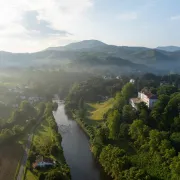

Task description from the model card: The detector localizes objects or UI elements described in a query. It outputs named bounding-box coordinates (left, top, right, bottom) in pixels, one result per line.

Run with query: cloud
left=22, top=10, right=70, bottom=37
left=117, top=12, right=138, bottom=21
left=170, top=15, right=180, bottom=20
left=0, top=0, right=93, bottom=52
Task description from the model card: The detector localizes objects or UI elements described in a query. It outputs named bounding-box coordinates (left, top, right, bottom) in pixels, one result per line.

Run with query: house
left=130, top=88, right=158, bottom=109
left=129, top=98, right=143, bottom=110
left=32, top=155, right=55, bottom=169
left=130, top=79, right=135, bottom=84
left=103, top=75, right=112, bottom=80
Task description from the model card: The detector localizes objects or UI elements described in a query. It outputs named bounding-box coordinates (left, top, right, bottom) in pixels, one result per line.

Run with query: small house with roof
left=32, top=155, right=55, bottom=169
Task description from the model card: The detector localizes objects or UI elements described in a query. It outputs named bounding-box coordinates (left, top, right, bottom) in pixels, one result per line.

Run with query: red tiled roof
left=141, top=89, right=157, bottom=99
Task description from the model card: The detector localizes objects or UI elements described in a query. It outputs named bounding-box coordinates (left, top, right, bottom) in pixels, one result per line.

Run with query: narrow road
left=17, top=134, right=33, bottom=180
left=16, top=118, right=42, bottom=180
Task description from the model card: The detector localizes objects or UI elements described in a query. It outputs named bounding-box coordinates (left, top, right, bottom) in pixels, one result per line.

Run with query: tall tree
left=122, top=105, right=136, bottom=123
left=114, top=92, right=126, bottom=112
left=108, top=110, right=121, bottom=140
left=129, top=120, right=149, bottom=146
left=157, top=85, right=178, bottom=96
left=121, top=83, right=135, bottom=101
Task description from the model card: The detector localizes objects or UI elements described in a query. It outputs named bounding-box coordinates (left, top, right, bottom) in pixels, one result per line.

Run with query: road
left=16, top=134, right=33, bottom=180
left=16, top=118, right=42, bottom=180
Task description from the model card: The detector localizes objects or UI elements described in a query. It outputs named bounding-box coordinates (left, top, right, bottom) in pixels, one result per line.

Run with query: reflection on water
left=58, top=124, right=71, bottom=134
left=53, top=101, right=109, bottom=180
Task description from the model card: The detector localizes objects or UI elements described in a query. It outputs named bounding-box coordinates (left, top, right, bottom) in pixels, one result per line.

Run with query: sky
left=0, top=0, right=180, bottom=52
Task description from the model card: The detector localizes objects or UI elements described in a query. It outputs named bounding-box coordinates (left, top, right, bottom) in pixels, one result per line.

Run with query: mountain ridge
left=156, top=46, right=180, bottom=52
left=0, top=40, right=180, bottom=74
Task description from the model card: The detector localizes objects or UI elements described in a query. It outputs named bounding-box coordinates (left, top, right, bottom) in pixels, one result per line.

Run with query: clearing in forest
left=86, top=98, right=114, bottom=121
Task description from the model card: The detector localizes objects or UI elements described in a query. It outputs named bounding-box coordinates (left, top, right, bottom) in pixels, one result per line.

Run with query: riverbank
left=72, top=113, right=92, bottom=137
left=53, top=101, right=107, bottom=180
left=24, top=102, right=70, bottom=180
left=64, top=106, right=111, bottom=180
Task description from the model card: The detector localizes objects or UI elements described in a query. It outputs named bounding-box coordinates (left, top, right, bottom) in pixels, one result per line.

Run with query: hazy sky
left=0, top=0, right=180, bottom=52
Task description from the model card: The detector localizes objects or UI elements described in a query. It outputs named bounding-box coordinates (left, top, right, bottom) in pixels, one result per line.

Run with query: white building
left=130, top=88, right=158, bottom=109
left=130, top=79, right=135, bottom=84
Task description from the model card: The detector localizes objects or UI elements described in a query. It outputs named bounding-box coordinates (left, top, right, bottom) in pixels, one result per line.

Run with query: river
left=53, top=101, right=109, bottom=180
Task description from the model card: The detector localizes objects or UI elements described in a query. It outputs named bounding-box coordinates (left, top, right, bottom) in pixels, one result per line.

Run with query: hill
left=47, top=40, right=180, bottom=72
left=1, top=40, right=180, bottom=74
left=156, top=46, right=180, bottom=52
left=47, top=40, right=107, bottom=51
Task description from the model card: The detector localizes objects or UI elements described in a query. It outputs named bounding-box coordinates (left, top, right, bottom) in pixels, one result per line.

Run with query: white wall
left=138, top=92, right=157, bottom=109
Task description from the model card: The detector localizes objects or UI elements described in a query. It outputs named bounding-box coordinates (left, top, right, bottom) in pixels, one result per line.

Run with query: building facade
left=138, top=91, right=158, bottom=108
left=130, top=89, right=158, bottom=109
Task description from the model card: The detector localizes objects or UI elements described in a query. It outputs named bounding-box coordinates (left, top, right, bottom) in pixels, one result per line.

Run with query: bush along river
left=53, top=100, right=109, bottom=180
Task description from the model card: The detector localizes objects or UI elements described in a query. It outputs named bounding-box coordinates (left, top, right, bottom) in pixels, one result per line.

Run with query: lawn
left=86, top=98, right=114, bottom=121
left=32, top=118, right=55, bottom=154
left=32, top=117, right=65, bottom=163
left=24, top=119, right=54, bottom=180
left=24, top=116, right=67, bottom=180
left=25, top=170, right=37, bottom=180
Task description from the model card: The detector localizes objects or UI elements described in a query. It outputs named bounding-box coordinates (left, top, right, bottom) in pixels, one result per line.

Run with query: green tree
left=170, top=154, right=180, bottom=180
left=157, top=85, right=178, bottom=96
left=121, top=82, right=135, bottom=101
left=122, top=105, right=136, bottom=123
left=37, top=102, right=46, bottom=116
left=148, top=130, right=168, bottom=152
left=170, top=132, right=180, bottom=151
left=163, top=93, right=180, bottom=130
left=129, top=120, right=149, bottom=146
left=45, top=170, right=64, bottom=180
left=1, top=128, right=13, bottom=138
left=12, top=125, right=23, bottom=134
left=139, top=109, right=149, bottom=124
left=20, top=100, right=37, bottom=118
left=114, top=92, right=126, bottom=112
left=121, top=167, right=151, bottom=180
left=108, top=110, right=121, bottom=139
left=119, top=123, right=129, bottom=138
left=99, top=145, right=129, bottom=179
left=151, top=95, right=170, bottom=128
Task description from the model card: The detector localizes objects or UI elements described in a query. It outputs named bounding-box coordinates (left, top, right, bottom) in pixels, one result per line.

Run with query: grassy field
left=32, top=118, right=59, bottom=159
left=0, top=142, right=23, bottom=180
left=33, top=118, right=65, bottom=163
left=86, top=98, right=114, bottom=121
left=24, top=120, right=50, bottom=180
left=25, top=170, right=37, bottom=180
left=25, top=117, right=65, bottom=180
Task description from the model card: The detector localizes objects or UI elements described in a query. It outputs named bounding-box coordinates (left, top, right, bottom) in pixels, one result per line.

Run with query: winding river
left=53, top=101, right=109, bottom=180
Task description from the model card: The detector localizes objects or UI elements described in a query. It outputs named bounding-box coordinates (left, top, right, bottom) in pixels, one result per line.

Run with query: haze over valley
left=1, top=1, right=180, bottom=180
left=1, top=40, right=180, bottom=74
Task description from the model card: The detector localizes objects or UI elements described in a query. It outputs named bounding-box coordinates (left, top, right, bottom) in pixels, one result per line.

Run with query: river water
left=53, top=101, right=109, bottom=180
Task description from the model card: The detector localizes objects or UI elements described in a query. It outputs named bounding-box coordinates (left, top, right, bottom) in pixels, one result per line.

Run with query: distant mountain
left=46, top=40, right=180, bottom=71
left=156, top=46, right=180, bottom=52
left=1, top=40, right=180, bottom=74
left=47, top=40, right=107, bottom=51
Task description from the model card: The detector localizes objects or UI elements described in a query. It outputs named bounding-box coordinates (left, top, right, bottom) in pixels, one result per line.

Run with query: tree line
left=65, top=75, right=180, bottom=180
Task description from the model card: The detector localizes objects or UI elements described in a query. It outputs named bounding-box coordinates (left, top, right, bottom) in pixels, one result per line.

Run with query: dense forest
left=0, top=69, right=180, bottom=180
left=65, top=73, right=180, bottom=180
